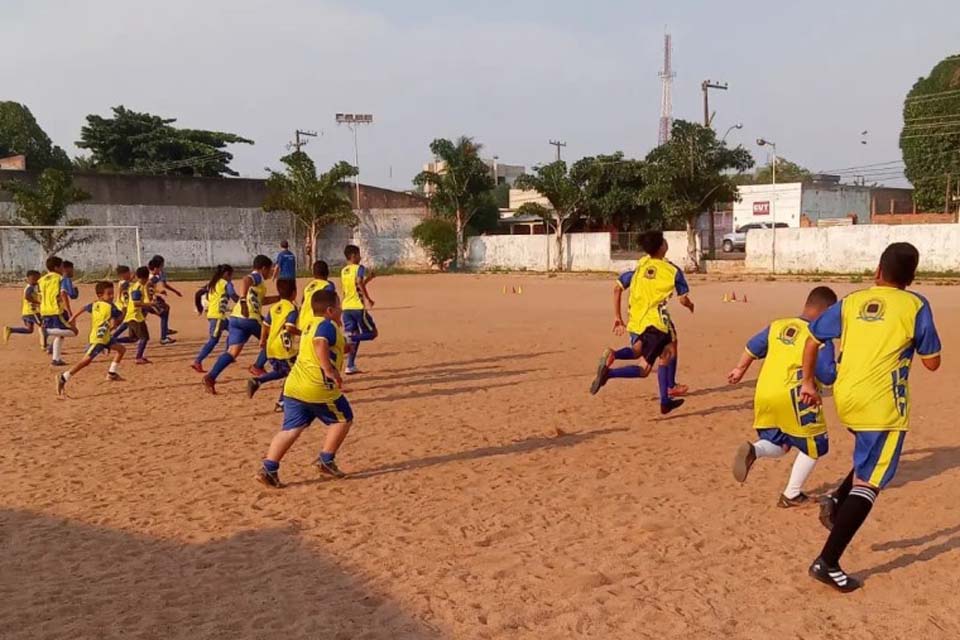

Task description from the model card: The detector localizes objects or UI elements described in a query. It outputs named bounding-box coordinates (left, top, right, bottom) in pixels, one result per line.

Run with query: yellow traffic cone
left=518, top=285, right=523, bottom=295
left=502, top=286, right=507, bottom=294
left=722, top=293, right=730, bottom=303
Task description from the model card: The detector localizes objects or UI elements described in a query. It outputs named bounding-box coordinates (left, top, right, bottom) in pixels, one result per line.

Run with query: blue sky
left=2, top=0, right=956, bottom=188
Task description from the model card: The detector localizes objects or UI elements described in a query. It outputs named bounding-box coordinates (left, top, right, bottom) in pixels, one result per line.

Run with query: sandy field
left=2, top=273, right=959, bottom=639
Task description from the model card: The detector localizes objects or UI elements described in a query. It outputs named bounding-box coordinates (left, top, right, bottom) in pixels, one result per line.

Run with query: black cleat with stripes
left=809, top=557, right=862, bottom=593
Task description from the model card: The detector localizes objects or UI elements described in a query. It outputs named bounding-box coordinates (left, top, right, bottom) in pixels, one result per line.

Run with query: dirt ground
left=2, top=273, right=959, bottom=639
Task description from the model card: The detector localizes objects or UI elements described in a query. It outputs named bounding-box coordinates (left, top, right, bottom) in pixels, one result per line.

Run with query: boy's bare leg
left=266, top=427, right=304, bottom=463
left=323, top=421, right=352, bottom=456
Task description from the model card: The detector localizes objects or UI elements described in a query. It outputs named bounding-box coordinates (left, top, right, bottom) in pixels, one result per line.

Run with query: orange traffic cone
left=731, top=291, right=738, bottom=301
left=742, top=294, right=748, bottom=303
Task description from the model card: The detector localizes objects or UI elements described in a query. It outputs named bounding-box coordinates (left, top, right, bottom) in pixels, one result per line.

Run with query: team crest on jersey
left=777, top=322, right=802, bottom=345
left=643, top=266, right=657, bottom=279
left=858, top=299, right=885, bottom=322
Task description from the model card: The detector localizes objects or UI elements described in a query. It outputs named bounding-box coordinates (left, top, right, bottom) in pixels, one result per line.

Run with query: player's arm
left=259, top=314, right=271, bottom=350
left=68, top=304, right=91, bottom=325
left=163, top=282, right=183, bottom=297
left=801, top=301, right=842, bottom=405
left=315, top=332, right=342, bottom=388
left=262, top=295, right=281, bottom=305
left=58, top=289, right=73, bottom=317
left=814, top=340, right=837, bottom=386
left=237, top=276, right=252, bottom=317
left=613, top=271, right=632, bottom=334
left=109, top=306, right=123, bottom=330
left=729, top=326, right=768, bottom=383
left=358, top=266, right=375, bottom=307
left=675, top=269, right=694, bottom=313
left=285, top=309, right=301, bottom=336
left=915, top=298, right=942, bottom=371
left=194, top=286, right=207, bottom=315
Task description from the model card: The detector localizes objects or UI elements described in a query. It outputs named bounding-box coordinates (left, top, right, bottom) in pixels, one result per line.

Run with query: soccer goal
left=0, top=225, right=143, bottom=281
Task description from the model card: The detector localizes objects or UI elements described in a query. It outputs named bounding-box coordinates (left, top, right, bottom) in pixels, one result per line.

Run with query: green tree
left=412, top=217, right=457, bottom=270
left=735, top=156, right=812, bottom=185
left=413, top=137, right=496, bottom=267
left=569, top=152, right=656, bottom=230
left=77, top=106, right=253, bottom=177
left=900, top=54, right=960, bottom=211
left=263, top=152, right=358, bottom=264
left=0, top=102, right=71, bottom=171
left=1, top=169, right=91, bottom=257
left=641, top=120, right=753, bottom=269
left=514, top=161, right=586, bottom=271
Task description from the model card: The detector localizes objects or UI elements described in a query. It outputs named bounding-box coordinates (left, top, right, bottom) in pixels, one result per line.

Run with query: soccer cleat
left=248, top=365, right=266, bottom=377
left=39, top=329, right=47, bottom=350
left=168, top=329, right=178, bottom=335
left=51, top=359, right=67, bottom=367
left=135, top=358, right=152, bottom=365
left=344, top=366, right=361, bottom=375
left=255, top=467, right=283, bottom=489
left=667, top=384, right=689, bottom=398
left=589, top=348, right=613, bottom=395
left=246, top=378, right=261, bottom=399
left=2, top=327, right=11, bottom=344
left=202, top=375, right=217, bottom=395
left=732, top=441, right=756, bottom=483
left=160, top=337, right=176, bottom=346
left=659, top=398, right=684, bottom=415
left=819, top=495, right=838, bottom=531
left=315, top=458, right=347, bottom=479
left=777, top=492, right=809, bottom=508
left=809, top=557, right=862, bottom=593
left=274, top=400, right=284, bottom=413
left=190, top=362, right=205, bottom=374
left=56, top=373, right=66, bottom=397
left=106, top=371, right=123, bottom=382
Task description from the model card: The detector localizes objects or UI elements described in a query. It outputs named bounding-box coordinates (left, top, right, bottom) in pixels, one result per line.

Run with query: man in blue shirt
left=274, top=241, right=297, bottom=282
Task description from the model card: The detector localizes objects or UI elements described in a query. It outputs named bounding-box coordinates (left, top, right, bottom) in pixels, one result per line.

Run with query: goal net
left=0, top=225, right=142, bottom=283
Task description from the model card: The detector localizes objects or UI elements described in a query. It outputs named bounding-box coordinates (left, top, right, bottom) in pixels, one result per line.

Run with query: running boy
left=203, top=255, right=279, bottom=394
left=57, top=281, right=125, bottom=396
left=800, top=242, right=941, bottom=593
left=61, top=261, right=80, bottom=301
left=3, top=270, right=42, bottom=345
left=148, top=256, right=181, bottom=345
left=125, top=266, right=156, bottom=365
left=341, top=244, right=378, bottom=375
left=256, top=288, right=353, bottom=488
left=191, top=264, right=238, bottom=373
left=589, top=231, right=693, bottom=414
left=298, top=260, right=336, bottom=331
left=112, top=266, right=135, bottom=342
left=38, top=256, right=78, bottom=366
left=248, top=277, right=300, bottom=405
left=728, top=286, right=838, bottom=507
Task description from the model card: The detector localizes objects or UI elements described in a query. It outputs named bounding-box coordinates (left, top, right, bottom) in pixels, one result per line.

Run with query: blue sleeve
left=82, top=303, right=93, bottom=314
left=617, top=271, right=633, bottom=290
left=914, top=298, right=942, bottom=358
left=285, top=309, right=299, bottom=325
left=809, top=300, right=843, bottom=342
left=111, top=305, right=122, bottom=320
left=160, top=272, right=168, bottom=283
left=62, top=278, right=79, bottom=298
left=315, top=321, right=338, bottom=343
left=251, top=272, right=263, bottom=286
left=131, top=289, right=143, bottom=302
left=815, top=340, right=837, bottom=385
left=263, top=310, right=272, bottom=325
left=25, top=285, right=36, bottom=298
left=674, top=269, right=690, bottom=296
left=357, top=265, right=367, bottom=280
left=275, top=253, right=284, bottom=266
left=225, top=281, right=238, bottom=301
left=324, top=282, right=336, bottom=292
left=745, top=326, right=770, bottom=359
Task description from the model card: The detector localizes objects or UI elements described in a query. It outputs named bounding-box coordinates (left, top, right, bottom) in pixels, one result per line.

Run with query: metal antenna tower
left=658, top=33, right=675, bottom=146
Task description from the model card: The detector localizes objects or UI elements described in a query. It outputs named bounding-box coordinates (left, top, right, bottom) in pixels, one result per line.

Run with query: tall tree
left=0, top=102, right=71, bottom=171
left=77, top=106, right=253, bottom=177
left=413, top=137, right=496, bottom=267
left=735, top=156, right=812, bottom=185
left=263, top=151, right=358, bottom=264
left=641, top=120, right=753, bottom=269
left=900, top=54, right=960, bottom=211
left=569, top=152, right=656, bottom=230
left=514, top=161, right=586, bottom=271
left=1, top=169, right=91, bottom=257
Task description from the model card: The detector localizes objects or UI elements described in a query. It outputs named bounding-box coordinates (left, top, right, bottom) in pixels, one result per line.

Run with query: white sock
left=109, top=361, right=119, bottom=373
left=52, top=337, right=63, bottom=361
left=752, top=439, right=785, bottom=458
left=62, top=371, right=72, bottom=381
left=784, top=452, right=818, bottom=498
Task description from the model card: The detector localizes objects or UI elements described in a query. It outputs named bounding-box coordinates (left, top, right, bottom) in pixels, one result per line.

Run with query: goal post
left=0, top=225, right=143, bottom=280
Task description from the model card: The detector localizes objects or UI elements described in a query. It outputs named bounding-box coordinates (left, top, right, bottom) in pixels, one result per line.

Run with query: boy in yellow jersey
left=125, top=266, right=156, bottom=365
left=728, top=286, right=839, bottom=507
left=56, top=281, right=126, bottom=396
left=256, top=289, right=354, bottom=488
left=111, top=266, right=135, bottom=343
left=247, top=277, right=300, bottom=405
left=341, top=244, right=377, bottom=375
left=191, top=264, right=238, bottom=373
left=39, top=256, right=78, bottom=366
left=203, top=255, right=279, bottom=394
left=590, top=231, right=694, bottom=415
left=799, top=243, right=942, bottom=593
left=3, top=270, right=42, bottom=345
left=298, top=260, right=336, bottom=332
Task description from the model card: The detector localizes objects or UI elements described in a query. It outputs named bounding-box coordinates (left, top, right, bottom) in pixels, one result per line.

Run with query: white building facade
left=733, top=182, right=872, bottom=229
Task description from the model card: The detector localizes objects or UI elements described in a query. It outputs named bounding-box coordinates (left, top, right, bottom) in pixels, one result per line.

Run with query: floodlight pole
left=336, top=113, right=374, bottom=210
left=757, top=138, right=778, bottom=274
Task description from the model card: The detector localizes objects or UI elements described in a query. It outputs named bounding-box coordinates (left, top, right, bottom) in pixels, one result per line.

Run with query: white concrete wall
left=733, top=183, right=803, bottom=228
left=314, top=208, right=430, bottom=270
left=745, top=224, right=960, bottom=273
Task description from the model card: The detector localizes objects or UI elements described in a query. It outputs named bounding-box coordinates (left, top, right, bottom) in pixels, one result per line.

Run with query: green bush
left=412, top=217, right=457, bottom=270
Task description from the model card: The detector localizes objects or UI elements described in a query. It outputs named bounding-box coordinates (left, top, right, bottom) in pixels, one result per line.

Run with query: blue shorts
left=208, top=318, right=228, bottom=339
left=281, top=395, right=354, bottom=430
left=757, top=428, right=829, bottom=459
left=227, top=318, right=261, bottom=347
left=343, top=310, right=377, bottom=337
left=22, top=315, right=39, bottom=326
left=852, top=430, right=906, bottom=489
left=268, top=358, right=293, bottom=376
left=42, top=314, right=70, bottom=331
left=85, top=339, right=117, bottom=359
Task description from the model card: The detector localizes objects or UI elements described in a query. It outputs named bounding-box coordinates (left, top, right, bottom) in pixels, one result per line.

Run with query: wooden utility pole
left=548, top=140, right=567, bottom=162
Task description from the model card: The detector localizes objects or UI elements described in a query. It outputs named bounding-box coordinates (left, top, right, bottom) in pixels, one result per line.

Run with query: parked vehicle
left=721, top=222, right=789, bottom=252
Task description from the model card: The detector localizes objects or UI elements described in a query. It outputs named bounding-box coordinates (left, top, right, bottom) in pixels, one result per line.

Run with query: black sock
left=834, top=470, right=855, bottom=506
left=820, top=485, right=877, bottom=566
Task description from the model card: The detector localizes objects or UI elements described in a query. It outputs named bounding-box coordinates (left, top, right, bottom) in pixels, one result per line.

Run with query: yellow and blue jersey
left=38, top=272, right=64, bottom=317
left=21, top=284, right=40, bottom=317
left=283, top=317, right=345, bottom=404
left=619, top=256, right=688, bottom=335
left=85, top=300, right=122, bottom=345
left=298, top=278, right=336, bottom=330
left=746, top=317, right=836, bottom=438
left=264, top=299, right=299, bottom=360
left=207, top=279, right=237, bottom=320
left=809, top=286, right=941, bottom=431
left=341, top=264, right=367, bottom=311
left=125, top=281, right=148, bottom=323
left=231, top=272, right=267, bottom=323
left=115, top=279, right=131, bottom=313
